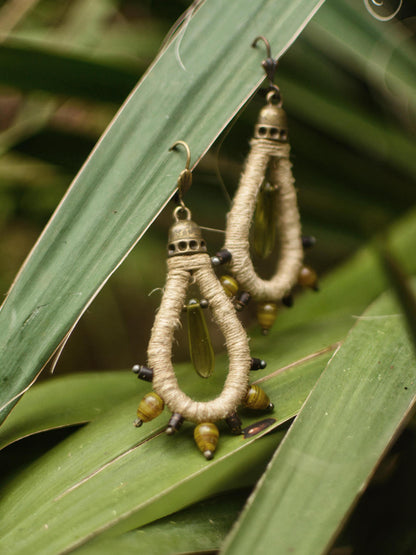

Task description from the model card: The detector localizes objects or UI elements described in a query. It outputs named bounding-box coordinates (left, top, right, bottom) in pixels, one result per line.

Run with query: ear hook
left=252, top=35, right=272, bottom=58
left=251, top=35, right=280, bottom=102
left=169, top=140, right=193, bottom=209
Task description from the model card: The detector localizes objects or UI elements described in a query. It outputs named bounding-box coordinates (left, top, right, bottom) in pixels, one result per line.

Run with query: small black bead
left=213, top=248, right=232, bottom=265
left=282, top=294, right=294, bottom=308
left=302, top=235, right=316, bottom=249
left=225, top=412, right=242, bottom=435
left=200, top=299, right=209, bottom=309
left=132, top=364, right=153, bottom=382
left=235, top=290, right=251, bottom=311
left=250, top=357, right=267, bottom=371
left=166, top=413, right=184, bottom=435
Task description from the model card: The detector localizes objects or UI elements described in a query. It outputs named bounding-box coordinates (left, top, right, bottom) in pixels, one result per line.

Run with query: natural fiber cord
left=148, top=252, right=251, bottom=422
left=224, top=139, right=303, bottom=301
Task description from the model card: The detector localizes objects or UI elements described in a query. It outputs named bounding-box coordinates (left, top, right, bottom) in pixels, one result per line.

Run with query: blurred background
left=0, top=0, right=414, bottom=374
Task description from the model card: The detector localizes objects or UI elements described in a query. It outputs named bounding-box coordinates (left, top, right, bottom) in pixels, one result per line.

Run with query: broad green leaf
left=377, top=246, right=416, bottom=347
left=221, top=290, right=416, bottom=555
left=0, top=371, right=136, bottom=450
left=0, top=38, right=139, bottom=102
left=307, top=0, right=416, bottom=116
left=0, top=0, right=327, bottom=424
left=282, top=74, right=416, bottom=180
left=0, top=350, right=330, bottom=554
left=75, top=491, right=248, bottom=555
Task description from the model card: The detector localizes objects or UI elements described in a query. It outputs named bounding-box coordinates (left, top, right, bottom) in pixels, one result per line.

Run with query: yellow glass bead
left=135, top=392, right=164, bottom=427
left=298, top=265, right=319, bottom=290
left=194, top=422, right=219, bottom=460
left=220, top=275, right=239, bottom=297
left=257, top=301, right=278, bottom=335
left=187, top=299, right=215, bottom=378
left=253, top=182, right=277, bottom=258
left=243, top=384, right=273, bottom=411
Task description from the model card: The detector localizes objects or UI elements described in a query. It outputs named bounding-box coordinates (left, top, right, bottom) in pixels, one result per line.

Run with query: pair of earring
left=132, top=37, right=317, bottom=459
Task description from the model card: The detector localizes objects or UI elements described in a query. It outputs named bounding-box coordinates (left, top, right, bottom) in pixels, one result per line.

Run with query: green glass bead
left=194, top=422, right=219, bottom=459
left=220, top=275, right=239, bottom=297
left=187, top=299, right=215, bottom=378
left=257, top=301, right=278, bottom=335
left=243, top=384, right=273, bottom=411
left=135, top=392, right=164, bottom=427
left=253, top=182, right=277, bottom=258
left=298, top=265, right=319, bottom=291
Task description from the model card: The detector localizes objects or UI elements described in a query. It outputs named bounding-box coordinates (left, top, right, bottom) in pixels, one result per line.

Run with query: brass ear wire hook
left=251, top=35, right=281, bottom=104
left=169, top=140, right=193, bottom=210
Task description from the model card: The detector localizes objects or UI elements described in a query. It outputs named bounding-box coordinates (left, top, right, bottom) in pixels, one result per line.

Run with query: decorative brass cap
left=168, top=207, right=207, bottom=257
left=254, top=104, right=288, bottom=142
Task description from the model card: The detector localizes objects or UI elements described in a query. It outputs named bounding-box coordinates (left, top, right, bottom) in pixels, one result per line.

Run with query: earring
left=214, top=37, right=317, bottom=335
left=133, top=141, right=273, bottom=459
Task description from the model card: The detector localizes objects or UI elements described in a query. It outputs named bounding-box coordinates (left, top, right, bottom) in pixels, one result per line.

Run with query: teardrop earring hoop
left=133, top=141, right=273, bottom=459
left=215, top=36, right=317, bottom=334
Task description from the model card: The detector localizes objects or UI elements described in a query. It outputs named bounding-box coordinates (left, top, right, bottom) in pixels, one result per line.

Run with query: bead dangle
left=133, top=141, right=273, bottom=459
left=215, top=36, right=317, bottom=334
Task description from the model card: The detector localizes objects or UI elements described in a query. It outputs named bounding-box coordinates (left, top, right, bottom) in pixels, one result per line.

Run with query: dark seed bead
left=282, top=294, right=294, bottom=308
left=302, top=235, right=316, bottom=249
left=166, top=413, right=184, bottom=435
left=250, top=357, right=267, bottom=371
left=132, top=364, right=153, bottom=382
left=211, top=249, right=232, bottom=266
left=235, top=291, right=251, bottom=311
left=200, top=299, right=209, bottom=309
left=225, top=412, right=242, bottom=435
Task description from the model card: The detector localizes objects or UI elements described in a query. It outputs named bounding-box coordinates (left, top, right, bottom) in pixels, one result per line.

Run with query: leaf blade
left=221, top=290, right=416, bottom=555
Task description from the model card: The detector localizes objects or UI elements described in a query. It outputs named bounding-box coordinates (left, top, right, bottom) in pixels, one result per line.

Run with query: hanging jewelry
left=214, top=36, right=317, bottom=334
left=133, top=141, right=272, bottom=459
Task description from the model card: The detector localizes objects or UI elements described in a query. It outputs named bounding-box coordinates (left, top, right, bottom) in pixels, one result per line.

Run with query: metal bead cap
left=168, top=206, right=207, bottom=257
left=254, top=104, right=288, bottom=142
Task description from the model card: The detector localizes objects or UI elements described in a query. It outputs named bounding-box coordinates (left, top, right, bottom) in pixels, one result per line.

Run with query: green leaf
left=0, top=38, right=139, bottom=102
left=0, top=371, right=135, bottom=450
left=75, top=491, right=248, bottom=555
left=0, top=0, right=327, bottom=423
left=377, top=245, right=416, bottom=348
left=0, top=350, right=330, bottom=554
left=307, top=0, right=416, bottom=116
left=221, top=289, right=416, bottom=555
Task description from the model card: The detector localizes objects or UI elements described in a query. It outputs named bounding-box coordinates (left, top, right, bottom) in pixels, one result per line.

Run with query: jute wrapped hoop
left=223, top=104, right=303, bottom=302
left=148, top=251, right=251, bottom=422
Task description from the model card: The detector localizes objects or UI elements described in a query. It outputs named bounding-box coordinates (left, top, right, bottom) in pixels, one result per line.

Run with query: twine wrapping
left=224, top=139, right=303, bottom=301
left=148, top=252, right=251, bottom=423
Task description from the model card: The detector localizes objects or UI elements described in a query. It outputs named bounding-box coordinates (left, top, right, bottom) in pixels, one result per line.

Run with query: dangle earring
left=214, top=36, right=317, bottom=335
left=132, top=141, right=273, bottom=459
